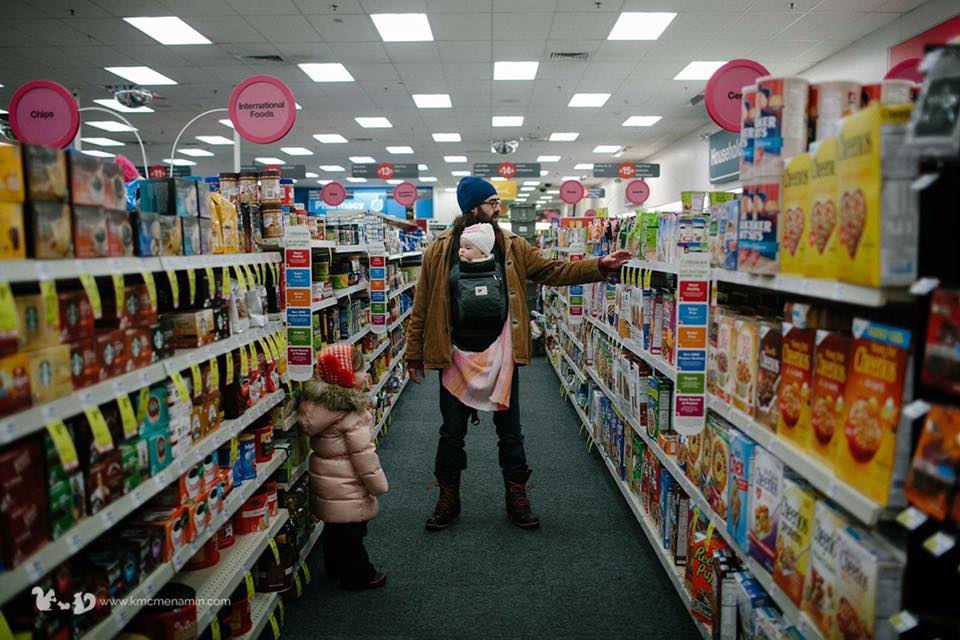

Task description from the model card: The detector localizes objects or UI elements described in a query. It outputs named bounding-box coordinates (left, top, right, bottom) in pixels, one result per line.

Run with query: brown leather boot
left=425, top=470, right=461, bottom=531
left=503, top=469, right=540, bottom=529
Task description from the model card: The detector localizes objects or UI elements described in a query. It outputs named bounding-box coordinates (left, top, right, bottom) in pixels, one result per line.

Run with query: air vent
left=241, top=54, right=286, bottom=63
left=549, top=51, right=589, bottom=61
left=353, top=137, right=374, bottom=142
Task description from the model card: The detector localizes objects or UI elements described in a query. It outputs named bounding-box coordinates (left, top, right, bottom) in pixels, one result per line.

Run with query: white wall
left=433, top=188, right=459, bottom=225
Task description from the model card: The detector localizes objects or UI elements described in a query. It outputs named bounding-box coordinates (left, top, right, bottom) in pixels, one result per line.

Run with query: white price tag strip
left=66, top=532, right=84, bottom=554
left=903, top=400, right=932, bottom=421
left=24, top=558, right=44, bottom=583
left=100, top=508, right=117, bottom=528
left=896, top=506, right=929, bottom=531
left=889, top=610, right=919, bottom=633
left=923, top=531, right=955, bottom=557
left=909, top=277, right=940, bottom=296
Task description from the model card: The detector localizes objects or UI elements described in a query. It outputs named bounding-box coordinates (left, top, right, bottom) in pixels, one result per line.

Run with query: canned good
left=237, top=433, right=257, bottom=482
left=261, top=205, right=283, bottom=238
left=238, top=170, right=259, bottom=204
left=254, top=423, right=274, bottom=463
left=259, top=170, right=281, bottom=203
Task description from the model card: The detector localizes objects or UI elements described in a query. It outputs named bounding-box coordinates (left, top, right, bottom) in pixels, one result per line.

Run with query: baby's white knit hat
left=461, top=223, right=495, bottom=255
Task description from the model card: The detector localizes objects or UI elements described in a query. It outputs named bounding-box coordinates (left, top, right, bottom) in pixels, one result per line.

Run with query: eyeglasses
left=482, top=198, right=501, bottom=207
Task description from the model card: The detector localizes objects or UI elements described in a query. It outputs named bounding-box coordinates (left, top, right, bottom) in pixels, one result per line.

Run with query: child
left=458, top=222, right=495, bottom=263
left=300, top=344, right=389, bottom=590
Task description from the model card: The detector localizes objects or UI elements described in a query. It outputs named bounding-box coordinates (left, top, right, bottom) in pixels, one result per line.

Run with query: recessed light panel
left=123, top=16, right=211, bottom=45
left=593, top=145, right=622, bottom=153
left=92, top=98, right=154, bottom=114
left=494, top=61, right=539, bottom=80
left=105, top=66, right=177, bottom=85
left=313, top=133, right=348, bottom=143
left=163, top=157, right=196, bottom=166
left=255, top=157, right=286, bottom=165
left=432, top=133, right=461, bottom=142
left=674, top=61, right=727, bottom=80
left=349, top=156, right=376, bottom=164
left=420, top=176, right=437, bottom=182
left=355, top=117, right=392, bottom=128
left=219, top=119, right=234, bottom=129
left=347, top=177, right=367, bottom=183
left=622, top=115, right=662, bottom=127
left=412, top=94, right=451, bottom=108
left=537, top=155, right=560, bottom=162
left=178, top=148, right=214, bottom=157
left=82, top=150, right=116, bottom=158
left=81, top=137, right=124, bottom=147
left=607, top=12, right=676, bottom=40
left=568, top=93, right=610, bottom=107
left=386, top=146, right=414, bottom=154
left=298, top=63, right=354, bottom=82
left=371, top=13, right=434, bottom=42
left=320, top=165, right=345, bottom=172
left=549, top=132, right=579, bottom=142
left=492, top=116, right=523, bottom=127
left=574, top=163, right=594, bottom=170
left=281, top=147, right=313, bottom=156
left=444, top=155, right=467, bottom=163
left=451, top=170, right=470, bottom=176
left=195, top=135, right=233, bottom=145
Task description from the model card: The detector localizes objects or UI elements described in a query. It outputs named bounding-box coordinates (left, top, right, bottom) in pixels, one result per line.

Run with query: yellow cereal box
left=834, top=103, right=916, bottom=287
left=807, top=138, right=838, bottom=280
left=773, top=476, right=817, bottom=606
left=733, top=317, right=759, bottom=416
left=777, top=323, right=815, bottom=452
left=780, top=153, right=811, bottom=275
left=0, top=145, right=25, bottom=203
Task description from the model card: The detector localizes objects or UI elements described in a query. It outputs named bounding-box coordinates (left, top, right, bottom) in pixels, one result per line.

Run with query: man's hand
left=599, top=250, right=632, bottom=274
left=407, top=360, right=425, bottom=384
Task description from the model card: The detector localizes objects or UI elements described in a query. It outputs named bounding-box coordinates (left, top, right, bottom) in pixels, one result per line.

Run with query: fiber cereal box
left=780, top=153, right=811, bottom=275
left=773, top=476, right=817, bottom=606
left=727, top=430, right=756, bottom=550
left=836, top=527, right=904, bottom=640
left=749, top=447, right=784, bottom=574
left=777, top=323, right=816, bottom=452
left=733, top=317, right=759, bottom=416
left=835, top=319, right=911, bottom=505
left=808, top=138, right=838, bottom=279
left=802, top=501, right=848, bottom=639
left=706, top=413, right=732, bottom=521
left=715, top=309, right=738, bottom=404
left=810, top=330, right=852, bottom=468
left=834, top=103, right=916, bottom=287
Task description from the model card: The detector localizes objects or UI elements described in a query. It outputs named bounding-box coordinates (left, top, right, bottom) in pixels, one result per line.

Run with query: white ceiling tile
left=431, top=13, right=493, bottom=41
left=395, top=63, right=442, bottom=80
left=426, top=0, right=493, bottom=11
left=6, top=18, right=105, bottom=46
left=874, top=0, right=926, bottom=12
left=158, top=0, right=240, bottom=16
left=56, top=46, right=139, bottom=68
left=658, top=12, right=741, bottom=39
left=173, top=46, right=242, bottom=66
left=493, top=0, right=558, bottom=11
left=350, top=64, right=401, bottom=81
left=186, top=16, right=267, bottom=43
left=0, top=1, right=52, bottom=18
left=270, top=42, right=337, bottom=60
left=250, top=15, right=323, bottom=42
left=809, top=0, right=888, bottom=10
left=111, top=45, right=192, bottom=68
left=67, top=18, right=161, bottom=45
left=721, top=12, right=804, bottom=39
left=491, top=13, right=550, bottom=40
left=591, top=41, right=655, bottom=62
left=443, top=62, right=491, bottom=80
left=794, top=39, right=855, bottom=63
left=749, top=39, right=821, bottom=62
left=359, top=0, right=427, bottom=11
left=294, top=0, right=366, bottom=13
left=36, top=0, right=112, bottom=18
left=307, top=13, right=381, bottom=41
left=779, top=11, right=897, bottom=41
left=384, top=43, right=441, bottom=64
left=329, top=43, right=391, bottom=63
left=491, top=41, right=547, bottom=59
left=447, top=79, right=493, bottom=95
left=437, top=41, right=493, bottom=63
left=548, top=12, right=620, bottom=40
left=623, top=0, right=753, bottom=9
left=225, top=0, right=302, bottom=14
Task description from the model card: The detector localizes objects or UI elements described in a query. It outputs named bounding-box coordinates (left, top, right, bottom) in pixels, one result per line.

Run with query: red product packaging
left=135, top=506, right=192, bottom=561
left=58, top=289, right=95, bottom=343
left=126, top=328, right=153, bottom=369
left=0, top=439, right=50, bottom=567
left=234, top=493, right=268, bottom=534
left=0, top=352, right=32, bottom=417
left=101, top=284, right=156, bottom=330
left=68, top=339, right=100, bottom=389
left=922, top=288, right=960, bottom=397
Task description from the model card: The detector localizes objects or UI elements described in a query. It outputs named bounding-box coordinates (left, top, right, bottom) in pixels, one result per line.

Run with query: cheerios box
left=773, top=476, right=817, bottom=606
left=778, top=322, right=815, bottom=452
left=780, top=153, right=811, bottom=275
left=834, top=103, right=916, bottom=288
left=802, top=501, right=848, bottom=639
left=726, top=429, right=756, bottom=550
left=748, top=446, right=783, bottom=574
left=807, top=138, right=838, bottom=279
left=810, top=330, right=852, bottom=468
left=835, top=319, right=912, bottom=505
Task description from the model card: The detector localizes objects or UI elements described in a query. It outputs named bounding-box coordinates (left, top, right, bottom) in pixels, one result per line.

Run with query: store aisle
left=285, top=356, right=700, bottom=640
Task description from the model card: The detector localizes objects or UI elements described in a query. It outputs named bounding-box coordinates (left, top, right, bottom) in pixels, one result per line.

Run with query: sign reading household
left=228, top=75, right=297, bottom=144
left=593, top=162, right=660, bottom=179
left=472, top=162, right=541, bottom=178
left=9, top=80, right=80, bottom=148
left=351, top=162, right=418, bottom=179
left=708, top=130, right=741, bottom=183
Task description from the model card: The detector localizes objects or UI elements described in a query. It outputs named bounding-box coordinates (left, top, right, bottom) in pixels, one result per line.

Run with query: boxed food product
left=26, top=201, right=72, bottom=258
left=922, top=288, right=960, bottom=397
left=0, top=202, right=25, bottom=259
left=803, top=501, right=848, bottom=638
left=101, top=161, right=127, bottom=212
left=0, top=145, right=25, bottom=203
left=58, top=289, right=95, bottom=342
left=151, top=318, right=175, bottom=362
left=835, top=319, right=911, bottom=505
left=738, top=178, right=781, bottom=274
left=198, top=217, right=213, bottom=254
left=167, top=309, right=215, bottom=348
left=808, top=138, right=839, bottom=279
left=68, top=339, right=99, bottom=389
left=0, top=352, right=31, bottom=417
left=716, top=310, right=737, bottom=404
left=810, top=330, right=852, bottom=467
left=160, top=214, right=183, bottom=256
left=755, top=76, right=810, bottom=174
left=72, top=205, right=109, bottom=258
left=904, top=405, right=960, bottom=521
left=736, top=572, right=772, bottom=640
left=755, top=320, right=782, bottom=430
left=677, top=215, right=708, bottom=256
left=726, top=430, right=756, bottom=550
left=68, top=151, right=105, bottom=206
left=132, top=210, right=162, bottom=257
left=661, top=292, right=675, bottom=364
left=646, top=375, right=672, bottom=439
left=836, top=527, right=904, bottom=640
left=809, top=81, right=861, bottom=143
left=640, top=210, right=659, bottom=261
left=733, top=317, right=759, bottom=415
left=706, top=413, right=731, bottom=520
left=105, top=209, right=134, bottom=257
left=697, top=418, right=716, bottom=494
left=773, top=476, right=817, bottom=606
left=740, top=85, right=758, bottom=180
left=687, top=518, right=727, bottom=623
left=721, top=198, right=740, bottom=271
left=182, top=216, right=201, bottom=256
left=23, top=145, right=68, bottom=201
left=126, top=328, right=153, bottom=370
left=27, top=345, right=72, bottom=404
left=100, top=283, right=156, bottom=330
left=780, top=152, right=811, bottom=275
left=140, top=179, right=198, bottom=216
left=197, top=181, right=212, bottom=218
left=134, top=506, right=192, bottom=561
left=778, top=322, right=816, bottom=451
left=681, top=191, right=707, bottom=213
left=682, top=430, right=703, bottom=486
left=15, top=293, right=60, bottom=351
left=748, top=446, right=784, bottom=574
left=834, top=103, right=917, bottom=287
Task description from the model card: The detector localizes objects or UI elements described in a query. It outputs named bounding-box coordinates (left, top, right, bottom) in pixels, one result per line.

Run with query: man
left=405, top=176, right=631, bottom=531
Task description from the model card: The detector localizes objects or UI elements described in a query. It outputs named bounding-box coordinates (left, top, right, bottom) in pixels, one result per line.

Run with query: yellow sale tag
left=117, top=394, right=138, bottom=439
left=225, top=351, right=235, bottom=384
left=243, top=264, right=256, bottom=289
left=190, top=363, right=202, bottom=397
left=142, top=271, right=157, bottom=309
left=79, top=273, right=102, bottom=319
left=239, top=344, right=248, bottom=375
left=294, top=572, right=302, bottom=597
left=269, top=538, right=280, bottom=563
left=46, top=420, right=79, bottom=471
left=84, top=406, right=114, bottom=454
left=269, top=614, right=280, bottom=640
left=0, top=281, right=18, bottom=334
left=137, top=387, right=149, bottom=423
left=111, top=274, right=124, bottom=315
left=187, top=269, right=197, bottom=304
left=233, top=265, right=247, bottom=293
left=204, top=266, right=215, bottom=298
left=165, top=270, right=179, bottom=308
left=39, top=280, right=59, bottom=328
left=169, top=371, right=190, bottom=404
left=221, top=266, right=231, bottom=298
left=230, top=436, right=238, bottom=463
left=209, top=357, right=219, bottom=390
left=0, top=611, right=14, bottom=640
left=278, top=599, right=285, bottom=624
left=245, top=572, right=255, bottom=599
left=257, top=338, right=271, bottom=363
left=210, top=619, right=221, bottom=640
left=301, top=561, right=311, bottom=584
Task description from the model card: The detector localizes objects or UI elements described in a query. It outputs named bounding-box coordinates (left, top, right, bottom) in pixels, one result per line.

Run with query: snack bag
left=773, top=476, right=817, bottom=606
left=803, top=501, right=848, bottom=639
left=808, top=138, right=839, bottom=279
left=904, top=405, right=960, bottom=521
left=921, top=288, right=960, bottom=397
left=810, top=330, right=852, bottom=468
left=835, top=319, right=911, bottom=505
left=780, top=153, right=811, bottom=275
left=749, top=447, right=784, bottom=574
left=778, top=322, right=816, bottom=453
left=727, top=430, right=756, bottom=550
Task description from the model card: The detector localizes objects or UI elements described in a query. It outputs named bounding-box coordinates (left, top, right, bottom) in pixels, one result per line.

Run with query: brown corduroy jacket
left=405, top=228, right=607, bottom=370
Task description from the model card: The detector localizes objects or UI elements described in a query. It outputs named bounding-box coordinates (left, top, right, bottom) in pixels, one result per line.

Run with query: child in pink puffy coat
left=300, top=344, right=389, bottom=590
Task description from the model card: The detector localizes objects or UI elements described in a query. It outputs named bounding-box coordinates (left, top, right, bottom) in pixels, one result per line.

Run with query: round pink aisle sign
left=228, top=75, right=297, bottom=144
left=625, top=179, right=650, bottom=205
left=393, top=182, right=418, bottom=207
left=885, top=59, right=923, bottom=83
left=560, top=180, right=585, bottom=205
left=321, top=181, right=347, bottom=206
left=9, top=80, right=80, bottom=148
left=704, top=59, right=770, bottom=132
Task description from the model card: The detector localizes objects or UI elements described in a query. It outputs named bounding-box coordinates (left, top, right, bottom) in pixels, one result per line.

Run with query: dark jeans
left=435, top=367, right=528, bottom=474
left=322, top=522, right=376, bottom=587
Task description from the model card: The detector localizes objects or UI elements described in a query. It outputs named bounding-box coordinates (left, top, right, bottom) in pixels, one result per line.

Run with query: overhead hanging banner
left=9, top=80, right=80, bottom=148
left=704, top=59, right=770, bottom=132
left=624, top=179, right=650, bottom=205
left=228, top=75, right=297, bottom=144
left=473, top=162, right=541, bottom=178
left=708, top=130, right=741, bottom=183
left=351, top=162, right=418, bottom=179
left=593, top=162, right=660, bottom=179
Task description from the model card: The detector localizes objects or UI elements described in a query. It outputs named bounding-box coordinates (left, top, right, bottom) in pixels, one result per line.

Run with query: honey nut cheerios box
left=777, top=322, right=816, bottom=453
left=835, top=318, right=912, bottom=506
left=780, top=152, right=812, bottom=276
left=807, top=138, right=839, bottom=280
left=810, top=330, right=853, bottom=469
left=772, top=475, right=817, bottom=607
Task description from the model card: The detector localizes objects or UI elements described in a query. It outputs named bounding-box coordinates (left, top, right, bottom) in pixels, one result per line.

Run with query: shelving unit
left=368, top=347, right=407, bottom=399
left=237, top=591, right=281, bottom=640
left=585, top=315, right=678, bottom=383
left=711, top=268, right=910, bottom=308
left=298, top=523, right=323, bottom=569
left=279, top=457, right=308, bottom=491
left=281, top=412, right=299, bottom=433
left=559, top=322, right=584, bottom=352
left=373, top=376, right=409, bottom=440
left=343, top=325, right=371, bottom=346
left=387, top=307, right=412, bottom=332
left=365, top=338, right=391, bottom=362
left=625, top=259, right=679, bottom=275
left=390, top=280, right=416, bottom=297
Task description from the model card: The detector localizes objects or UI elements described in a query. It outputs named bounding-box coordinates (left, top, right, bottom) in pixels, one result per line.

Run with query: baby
left=459, top=223, right=495, bottom=263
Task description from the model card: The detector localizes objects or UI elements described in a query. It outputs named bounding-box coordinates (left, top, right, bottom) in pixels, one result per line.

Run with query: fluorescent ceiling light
left=537, top=155, right=560, bottom=162
left=420, top=176, right=437, bottom=182
left=320, top=165, right=345, bottom=171
left=355, top=117, right=392, bottom=128
left=444, top=155, right=467, bottom=163
left=492, top=116, right=523, bottom=127
left=195, top=135, right=233, bottom=145
left=81, top=149, right=115, bottom=158
left=123, top=16, right=211, bottom=45
left=298, top=63, right=354, bottom=82
left=432, top=132, right=461, bottom=142
left=540, top=170, right=549, bottom=176
left=674, top=60, right=727, bottom=80
left=445, top=187, right=456, bottom=192
left=305, top=172, right=319, bottom=178
left=85, top=121, right=137, bottom=132
left=451, top=170, right=470, bottom=177
left=371, top=13, right=433, bottom=42
left=520, top=186, right=536, bottom=192
left=412, top=94, right=451, bottom=108
left=593, top=145, right=622, bottom=153
left=386, top=146, right=414, bottom=154
left=163, top=157, right=196, bottom=166
left=418, top=164, right=428, bottom=170
left=255, top=157, right=286, bottom=165
left=317, top=179, right=332, bottom=185
left=387, top=179, right=403, bottom=185
left=494, top=61, right=539, bottom=80
left=281, top=147, right=313, bottom=156
left=313, top=133, right=348, bottom=143
left=622, top=115, right=662, bottom=127
left=549, top=132, right=579, bottom=142
left=81, top=137, right=124, bottom=147
left=347, top=177, right=367, bottom=183
left=607, top=12, right=676, bottom=40
left=561, top=176, right=581, bottom=181
left=105, top=66, right=177, bottom=85
left=92, top=98, right=154, bottom=113
left=568, top=93, right=610, bottom=107
left=349, top=156, right=375, bottom=164
left=218, top=119, right=234, bottom=129
left=546, top=189, right=560, bottom=194
left=178, top=148, right=214, bottom=157
left=296, top=103, right=302, bottom=110
left=574, top=163, right=594, bottom=170
left=522, top=181, right=540, bottom=186
left=491, top=176, right=506, bottom=182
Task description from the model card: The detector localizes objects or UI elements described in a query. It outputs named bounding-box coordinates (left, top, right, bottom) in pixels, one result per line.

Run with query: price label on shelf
left=190, top=363, right=202, bottom=397
left=221, top=266, right=231, bottom=298
left=239, top=345, right=248, bottom=376
left=65, top=531, right=84, bottom=554
left=100, top=508, right=117, bottom=528
left=142, top=271, right=157, bottom=309
left=209, top=357, right=219, bottom=390
left=225, top=350, right=235, bottom=384
left=204, top=266, right=215, bottom=298
left=137, top=387, right=150, bottom=423
left=243, top=264, right=257, bottom=289
left=278, top=598, right=285, bottom=624
left=923, top=532, right=955, bottom=557
left=233, top=265, right=247, bottom=293
left=245, top=572, right=255, bottom=599
left=268, top=614, right=280, bottom=639
left=889, top=610, right=919, bottom=633
left=896, top=506, right=928, bottom=531
left=165, top=270, right=180, bottom=308
left=169, top=371, right=191, bottom=404
left=187, top=269, right=197, bottom=304
left=269, top=538, right=280, bottom=563
left=0, top=612, right=15, bottom=640
left=211, top=619, right=221, bottom=640
left=300, top=561, right=311, bottom=584
left=46, top=420, right=78, bottom=471
left=117, top=394, right=139, bottom=438
left=83, top=406, right=115, bottom=454
left=79, top=273, right=102, bottom=319
left=23, top=558, right=45, bottom=583
left=39, top=280, right=59, bottom=328
left=294, top=572, right=302, bottom=597
left=111, top=273, right=124, bottom=314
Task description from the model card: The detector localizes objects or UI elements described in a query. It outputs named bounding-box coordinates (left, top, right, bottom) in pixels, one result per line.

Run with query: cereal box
left=755, top=76, right=810, bottom=174
left=836, top=527, right=904, bottom=640
left=749, top=447, right=784, bottom=574
left=726, top=430, right=756, bottom=551
left=732, top=317, right=759, bottom=415
left=803, top=501, right=849, bottom=638
left=773, top=476, right=817, bottom=606
left=661, top=292, right=675, bottom=365
left=716, top=310, right=737, bottom=404
left=740, top=85, right=759, bottom=182
left=683, top=430, right=704, bottom=486
left=737, top=178, right=780, bottom=274
left=721, top=198, right=740, bottom=271
left=687, top=519, right=727, bottom=624
left=808, top=138, right=839, bottom=279
left=810, top=330, right=852, bottom=468
left=834, top=103, right=917, bottom=287
left=905, top=405, right=960, bottom=521
left=707, top=311, right=720, bottom=398
left=780, top=153, right=812, bottom=275
left=835, top=319, right=911, bottom=505
left=921, top=288, right=960, bottom=397
left=698, top=416, right=716, bottom=495
left=706, top=413, right=731, bottom=520
left=777, top=322, right=816, bottom=452
left=640, top=210, right=659, bottom=261
left=755, top=320, right=782, bottom=431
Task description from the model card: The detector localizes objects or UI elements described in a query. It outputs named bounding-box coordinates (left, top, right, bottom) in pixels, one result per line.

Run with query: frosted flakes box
left=836, top=527, right=904, bottom=640
left=777, top=322, right=815, bottom=452
left=810, top=330, right=852, bottom=468
left=733, top=317, right=759, bottom=416
left=755, top=320, right=782, bottom=431
left=780, top=152, right=812, bottom=276
left=773, top=476, right=817, bottom=606
left=726, top=429, right=756, bottom=550
left=802, top=501, right=848, bottom=639
left=748, top=446, right=784, bottom=574
left=835, top=319, right=912, bottom=505
left=808, top=138, right=839, bottom=279
left=706, top=413, right=732, bottom=521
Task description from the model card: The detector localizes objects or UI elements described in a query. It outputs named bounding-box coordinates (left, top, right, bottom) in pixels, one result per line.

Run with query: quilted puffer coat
left=300, top=382, right=388, bottom=523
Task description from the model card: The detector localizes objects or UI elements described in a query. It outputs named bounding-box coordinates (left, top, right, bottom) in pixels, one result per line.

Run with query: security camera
left=114, top=87, right=155, bottom=109
left=539, top=186, right=547, bottom=193
left=0, top=114, right=14, bottom=143
left=490, top=139, right=519, bottom=155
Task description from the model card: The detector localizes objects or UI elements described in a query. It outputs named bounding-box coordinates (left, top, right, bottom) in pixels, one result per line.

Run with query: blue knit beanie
left=456, top=177, right=498, bottom=213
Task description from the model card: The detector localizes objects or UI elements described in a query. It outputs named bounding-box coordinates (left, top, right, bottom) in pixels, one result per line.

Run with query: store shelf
left=0, top=390, right=285, bottom=607
left=365, top=338, right=391, bottom=362
left=706, top=394, right=886, bottom=526
left=279, top=458, right=308, bottom=491
left=387, top=307, right=412, bottom=332
left=585, top=315, right=678, bottom=383
left=159, top=253, right=282, bottom=270
left=390, top=281, right=416, bottom=298
left=710, top=268, right=910, bottom=308
left=281, top=412, right=298, bottom=432
left=163, top=321, right=284, bottom=376
left=747, top=557, right=825, bottom=640
left=312, top=296, right=339, bottom=312
left=335, top=244, right=367, bottom=253
left=559, top=322, right=584, bottom=352
left=342, top=325, right=371, bottom=346
left=560, top=349, right=587, bottom=382
left=334, top=281, right=369, bottom=299
left=372, top=376, right=409, bottom=439
left=311, top=240, right=336, bottom=249
left=298, top=522, right=324, bottom=568
left=388, top=251, right=423, bottom=260
left=369, top=348, right=406, bottom=399
left=625, top=259, right=679, bottom=274
left=237, top=592, right=281, bottom=640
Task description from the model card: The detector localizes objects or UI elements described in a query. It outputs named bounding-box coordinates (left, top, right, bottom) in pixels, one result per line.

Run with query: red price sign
left=618, top=162, right=637, bottom=179
left=392, top=181, right=418, bottom=207
left=559, top=180, right=585, bottom=205
left=498, top=162, right=517, bottom=179
left=625, top=179, right=650, bottom=205
left=321, top=181, right=346, bottom=206
left=376, top=163, right=395, bottom=180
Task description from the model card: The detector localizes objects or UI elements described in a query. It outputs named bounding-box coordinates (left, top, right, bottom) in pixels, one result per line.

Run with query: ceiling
left=0, top=0, right=927, bottom=195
